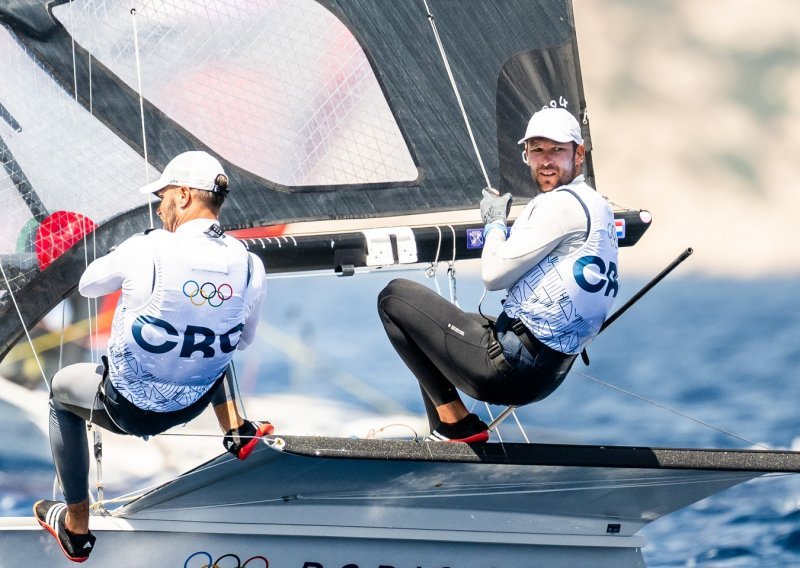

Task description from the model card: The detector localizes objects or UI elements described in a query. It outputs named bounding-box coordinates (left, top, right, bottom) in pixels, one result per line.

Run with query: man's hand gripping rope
left=480, top=187, right=513, bottom=239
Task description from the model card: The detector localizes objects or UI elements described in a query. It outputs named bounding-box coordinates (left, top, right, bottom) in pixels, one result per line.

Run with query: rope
left=81, top=221, right=95, bottom=363
left=67, top=4, right=106, bottom=505
left=574, top=370, right=769, bottom=450
left=129, top=5, right=154, bottom=228
left=58, top=302, right=66, bottom=371
left=90, top=233, right=99, bottom=363
left=228, top=361, right=248, bottom=421
left=511, top=409, right=531, bottom=444
left=92, top=451, right=241, bottom=509
left=90, top=436, right=289, bottom=511
left=365, top=423, right=420, bottom=441
left=0, top=264, right=48, bottom=388
left=445, top=225, right=459, bottom=307
left=425, top=226, right=443, bottom=297
left=69, top=6, right=99, bottom=366
left=68, top=0, right=78, bottom=103
left=421, top=0, right=492, bottom=189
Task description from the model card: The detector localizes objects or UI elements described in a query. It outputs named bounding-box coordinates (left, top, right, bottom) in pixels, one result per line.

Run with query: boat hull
left=0, top=516, right=647, bottom=568
left=6, top=435, right=796, bottom=567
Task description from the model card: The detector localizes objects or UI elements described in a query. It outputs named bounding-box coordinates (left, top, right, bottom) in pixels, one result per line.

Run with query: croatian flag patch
left=615, top=218, right=626, bottom=240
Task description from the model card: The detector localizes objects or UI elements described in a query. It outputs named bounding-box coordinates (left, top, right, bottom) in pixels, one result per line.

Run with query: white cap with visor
left=139, top=151, right=227, bottom=195
left=518, top=107, right=583, bottom=145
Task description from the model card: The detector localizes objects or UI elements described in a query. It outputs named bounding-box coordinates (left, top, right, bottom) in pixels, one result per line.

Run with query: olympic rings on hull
left=183, top=280, right=234, bottom=307
left=184, top=551, right=269, bottom=567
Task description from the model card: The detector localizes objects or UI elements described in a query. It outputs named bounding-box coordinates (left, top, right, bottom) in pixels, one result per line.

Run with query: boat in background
left=0, top=1, right=798, bottom=566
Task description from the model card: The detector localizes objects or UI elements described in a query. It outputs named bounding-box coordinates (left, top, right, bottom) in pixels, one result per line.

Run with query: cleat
left=224, top=421, right=274, bottom=460
left=33, top=500, right=96, bottom=563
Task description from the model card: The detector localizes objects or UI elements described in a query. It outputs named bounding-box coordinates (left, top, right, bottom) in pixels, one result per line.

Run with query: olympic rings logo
left=184, top=552, right=268, bottom=567
left=183, top=280, right=233, bottom=308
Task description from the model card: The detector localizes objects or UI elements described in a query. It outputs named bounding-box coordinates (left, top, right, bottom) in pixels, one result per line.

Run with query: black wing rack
left=232, top=209, right=652, bottom=275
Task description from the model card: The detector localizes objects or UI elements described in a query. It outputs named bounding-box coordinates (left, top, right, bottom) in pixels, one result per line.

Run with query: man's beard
left=534, top=163, right=575, bottom=193
left=160, top=199, right=177, bottom=231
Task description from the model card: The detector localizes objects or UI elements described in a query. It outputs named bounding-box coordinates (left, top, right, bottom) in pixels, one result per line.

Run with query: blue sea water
left=2, top=269, right=799, bottom=566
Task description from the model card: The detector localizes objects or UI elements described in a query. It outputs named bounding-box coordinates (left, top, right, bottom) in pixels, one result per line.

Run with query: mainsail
left=0, top=0, right=652, bottom=362
left=2, top=3, right=799, bottom=567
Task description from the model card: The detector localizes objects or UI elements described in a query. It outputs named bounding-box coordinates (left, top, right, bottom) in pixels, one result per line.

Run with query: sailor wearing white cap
left=139, top=150, right=229, bottom=195
left=378, top=107, right=619, bottom=443
left=36, top=151, right=271, bottom=562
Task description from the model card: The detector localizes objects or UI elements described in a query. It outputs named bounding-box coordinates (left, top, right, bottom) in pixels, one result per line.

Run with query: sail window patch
left=53, top=0, right=417, bottom=187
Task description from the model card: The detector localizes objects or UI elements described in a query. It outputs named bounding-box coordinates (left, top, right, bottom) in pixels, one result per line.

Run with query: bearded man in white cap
left=34, top=151, right=269, bottom=562
left=378, top=107, right=619, bottom=443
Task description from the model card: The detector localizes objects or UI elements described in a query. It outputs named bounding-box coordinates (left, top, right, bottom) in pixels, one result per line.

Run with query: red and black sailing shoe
left=223, top=420, right=275, bottom=460
left=33, top=500, right=96, bottom=563
left=426, top=413, right=490, bottom=443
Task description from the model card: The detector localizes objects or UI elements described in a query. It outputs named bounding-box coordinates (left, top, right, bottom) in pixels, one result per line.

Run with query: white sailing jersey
left=501, top=178, right=619, bottom=354
left=80, top=219, right=266, bottom=412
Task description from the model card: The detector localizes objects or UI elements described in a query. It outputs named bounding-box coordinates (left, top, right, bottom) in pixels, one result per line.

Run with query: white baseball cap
left=517, top=107, right=583, bottom=145
left=139, top=151, right=227, bottom=194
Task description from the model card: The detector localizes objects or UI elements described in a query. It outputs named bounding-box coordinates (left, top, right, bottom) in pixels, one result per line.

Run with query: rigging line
left=574, top=370, right=770, bottom=450
left=96, top=435, right=289, bottom=510
left=511, top=408, right=531, bottom=444
left=129, top=5, right=154, bottom=228
left=86, top=13, right=98, bottom=364
left=90, top=232, right=99, bottom=364
left=229, top=361, right=248, bottom=421
left=426, top=226, right=443, bottom=297
left=64, top=0, right=88, bottom=372
left=607, top=198, right=641, bottom=212
left=132, top=495, right=290, bottom=513
left=421, top=0, right=492, bottom=190
left=0, top=264, right=48, bottom=389
left=484, top=403, right=503, bottom=443
left=291, top=476, right=757, bottom=501
left=103, top=474, right=753, bottom=512
left=58, top=301, right=66, bottom=372
left=94, top=436, right=292, bottom=510
left=51, top=476, right=60, bottom=502
left=157, top=431, right=250, bottom=439
left=448, top=224, right=457, bottom=265
left=483, top=403, right=531, bottom=445
left=476, top=285, right=489, bottom=319
left=92, top=453, right=242, bottom=508
left=68, top=0, right=78, bottom=103
left=446, top=225, right=459, bottom=306
left=82, top=215, right=95, bottom=363
left=263, top=265, right=428, bottom=280
left=365, top=423, right=420, bottom=441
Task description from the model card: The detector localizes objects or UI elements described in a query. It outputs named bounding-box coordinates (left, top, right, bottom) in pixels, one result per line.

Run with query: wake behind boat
left=0, top=1, right=798, bottom=566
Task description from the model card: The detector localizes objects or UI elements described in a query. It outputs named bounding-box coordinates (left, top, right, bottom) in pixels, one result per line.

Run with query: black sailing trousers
left=377, top=278, right=575, bottom=429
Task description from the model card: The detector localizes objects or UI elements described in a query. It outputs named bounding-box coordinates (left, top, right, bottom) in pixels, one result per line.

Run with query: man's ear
left=575, top=144, right=586, bottom=167
left=177, top=186, right=192, bottom=208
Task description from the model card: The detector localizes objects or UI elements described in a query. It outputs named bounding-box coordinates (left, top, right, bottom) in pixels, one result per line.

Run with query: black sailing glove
left=479, top=188, right=513, bottom=225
